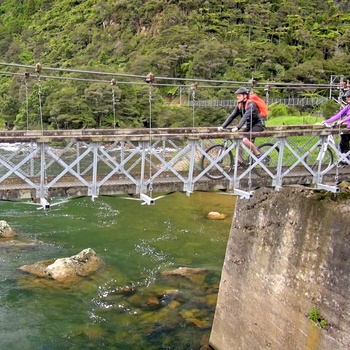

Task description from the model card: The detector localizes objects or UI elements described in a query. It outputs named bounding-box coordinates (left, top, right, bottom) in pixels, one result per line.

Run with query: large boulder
left=19, top=248, right=101, bottom=283
left=0, top=220, right=16, bottom=237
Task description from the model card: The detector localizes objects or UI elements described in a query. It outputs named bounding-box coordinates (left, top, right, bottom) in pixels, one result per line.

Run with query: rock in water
left=19, top=248, right=101, bottom=283
left=0, top=220, right=16, bottom=237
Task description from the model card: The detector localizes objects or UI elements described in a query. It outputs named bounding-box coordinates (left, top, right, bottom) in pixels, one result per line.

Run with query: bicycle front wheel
left=305, top=146, right=334, bottom=171
left=201, top=144, right=234, bottom=180
left=253, top=143, right=280, bottom=177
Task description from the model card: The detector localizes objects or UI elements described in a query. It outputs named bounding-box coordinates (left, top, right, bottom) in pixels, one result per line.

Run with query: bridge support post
left=139, top=141, right=148, bottom=195
left=88, top=142, right=99, bottom=199
left=30, top=141, right=35, bottom=176
left=183, top=140, right=196, bottom=195
left=273, top=138, right=285, bottom=190
left=38, top=142, right=47, bottom=199
left=76, top=142, right=80, bottom=175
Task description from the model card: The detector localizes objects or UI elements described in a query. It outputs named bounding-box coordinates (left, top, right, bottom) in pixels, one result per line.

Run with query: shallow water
left=0, top=191, right=235, bottom=350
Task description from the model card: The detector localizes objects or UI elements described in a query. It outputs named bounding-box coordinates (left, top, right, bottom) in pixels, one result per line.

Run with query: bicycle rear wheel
left=305, top=146, right=334, bottom=171
left=201, top=144, right=234, bottom=180
left=253, top=143, right=280, bottom=177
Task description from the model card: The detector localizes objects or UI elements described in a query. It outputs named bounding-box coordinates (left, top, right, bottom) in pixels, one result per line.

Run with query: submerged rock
left=127, top=288, right=180, bottom=312
left=0, top=220, right=16, bottom=237
left=161, top=267, right=208, bottom=284
left=110, top=285, right=137, bottom=296
left=0, top=239, right=39, bottom=249
left=179, top=309, right=211, bottom=329
left=19, top=248, right=101, bottom=283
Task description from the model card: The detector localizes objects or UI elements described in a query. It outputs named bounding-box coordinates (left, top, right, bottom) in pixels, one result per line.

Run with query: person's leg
left=242, top=125, right=264, bottom=156
left=338, top=134, right=350, bottom=166
left=242, top=137, right=260, bottom=155
left=340, top=134, right=350, bottom=154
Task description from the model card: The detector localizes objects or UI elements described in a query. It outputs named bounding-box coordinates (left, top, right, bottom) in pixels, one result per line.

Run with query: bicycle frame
left=317, top=134, right=336, bottom=164
left=318, top=123, right=350, bottom=167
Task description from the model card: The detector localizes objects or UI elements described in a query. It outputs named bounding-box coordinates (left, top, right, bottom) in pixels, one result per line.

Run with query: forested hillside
left=0, top=0, right=349, bottom=129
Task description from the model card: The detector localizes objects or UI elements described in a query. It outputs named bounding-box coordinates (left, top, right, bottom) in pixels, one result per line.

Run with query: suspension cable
left=146, top=73, right=154, bottom=195
left=191, top=83, right=197, bottom=127
left=0, top=62, right=337, bottom=89
left=1, top=69, right=332, bottom=91
left=111, top=78, right=117, bottom=129
left=35, top=63, right=44, bottom=134
left=247, top=100, right=253, bottom=189
left=23, top=72, right=30, bottom=130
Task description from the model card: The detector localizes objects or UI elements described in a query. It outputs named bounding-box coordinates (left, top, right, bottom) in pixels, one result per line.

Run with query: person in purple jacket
left=322, top=90, right=350, bottom=165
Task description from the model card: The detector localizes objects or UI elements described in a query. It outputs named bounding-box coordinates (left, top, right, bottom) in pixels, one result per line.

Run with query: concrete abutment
left=210, top=187, right=350, bottom=350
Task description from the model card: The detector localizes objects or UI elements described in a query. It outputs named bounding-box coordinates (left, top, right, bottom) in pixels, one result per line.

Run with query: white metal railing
left=0, top=127, right=348, bottom=201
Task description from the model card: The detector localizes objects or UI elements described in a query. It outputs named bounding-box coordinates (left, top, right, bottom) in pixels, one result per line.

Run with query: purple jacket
left=324, top=104, right=350, bottom=128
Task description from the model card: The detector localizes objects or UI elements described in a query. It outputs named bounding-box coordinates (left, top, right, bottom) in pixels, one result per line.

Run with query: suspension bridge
left=0, top=125, right=349, bottom=205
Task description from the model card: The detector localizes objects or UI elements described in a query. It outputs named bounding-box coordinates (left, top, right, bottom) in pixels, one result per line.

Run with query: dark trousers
left=340, top=133, right=350, bottom=154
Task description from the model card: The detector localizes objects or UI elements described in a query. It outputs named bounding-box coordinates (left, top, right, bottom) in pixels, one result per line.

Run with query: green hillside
left=0, top=0, right=349, bottom=129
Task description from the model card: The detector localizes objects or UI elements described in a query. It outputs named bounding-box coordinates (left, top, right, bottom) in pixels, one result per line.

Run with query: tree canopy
left=0, top=0, right=348, bottom=129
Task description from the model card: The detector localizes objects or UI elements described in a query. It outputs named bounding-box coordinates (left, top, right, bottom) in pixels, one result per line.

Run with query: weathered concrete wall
left=210, top=187, right=350, bottom=350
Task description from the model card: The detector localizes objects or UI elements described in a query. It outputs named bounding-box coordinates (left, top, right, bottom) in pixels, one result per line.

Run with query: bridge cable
left=23, top=72, right=30, bottom=130
left=111, top=78, right=117, bottom=128
left=35, top=64, right=49, bottom=199
left=247, top=84, right=255, bottom=189
left=190, top=83, right=197, bottom=127
left=0, top=61, right=336, bottom=88
left=248, top=105, right=253, bottom=189
left=35, top=63, right=44, bottom=135
left=146, top=73, right=155, bottom=196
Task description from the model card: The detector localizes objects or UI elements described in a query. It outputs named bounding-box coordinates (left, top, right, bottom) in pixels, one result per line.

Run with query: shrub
left=268, top=103, right=288, bottom=118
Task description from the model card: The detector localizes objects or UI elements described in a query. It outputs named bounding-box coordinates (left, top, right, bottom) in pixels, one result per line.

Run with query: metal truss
left=0, top=128, right=348, bottom=201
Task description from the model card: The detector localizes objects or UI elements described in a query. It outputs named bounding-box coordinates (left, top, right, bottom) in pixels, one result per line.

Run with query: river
left=0, top=191, right=235, bottom=349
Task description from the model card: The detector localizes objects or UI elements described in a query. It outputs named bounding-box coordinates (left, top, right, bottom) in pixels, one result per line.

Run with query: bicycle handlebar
left=322, top=122, right=337, bottom=128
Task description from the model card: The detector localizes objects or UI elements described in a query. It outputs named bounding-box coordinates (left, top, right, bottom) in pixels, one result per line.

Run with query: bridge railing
left=0, top=126, right=348, bottom=200
left=188, top=97, right=329, bottom=108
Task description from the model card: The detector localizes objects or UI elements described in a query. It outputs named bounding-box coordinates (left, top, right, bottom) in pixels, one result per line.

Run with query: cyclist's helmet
left=345, top=90, right=350, bottom=98
left=235, top=87, right=250, bottom=95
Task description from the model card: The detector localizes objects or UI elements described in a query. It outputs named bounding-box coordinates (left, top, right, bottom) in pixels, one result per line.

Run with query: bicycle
left=200, top=130, right=280, bottom=180
left=305, top=122, right=349, bottom=171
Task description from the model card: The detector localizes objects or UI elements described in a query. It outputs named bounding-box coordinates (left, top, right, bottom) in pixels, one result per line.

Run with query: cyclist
left=322, top=90, right=350, bottom=166
left=217, top=87, right=265, bottom=162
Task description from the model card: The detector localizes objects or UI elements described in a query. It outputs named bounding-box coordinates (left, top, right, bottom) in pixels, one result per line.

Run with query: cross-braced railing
left=0, top=126, right=348, bottom=201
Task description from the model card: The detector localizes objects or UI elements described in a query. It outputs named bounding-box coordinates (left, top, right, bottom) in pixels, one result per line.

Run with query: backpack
left=246, top=93, right=268, bottom=119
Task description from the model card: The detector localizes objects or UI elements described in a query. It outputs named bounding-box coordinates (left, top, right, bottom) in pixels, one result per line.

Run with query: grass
left=266, top=115, right=324, bottom=126
left=308, top=307, right=327, bottom=328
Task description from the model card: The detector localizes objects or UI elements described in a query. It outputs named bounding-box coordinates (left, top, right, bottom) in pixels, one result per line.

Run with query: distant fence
left=188, top=97, right=329, bottom=108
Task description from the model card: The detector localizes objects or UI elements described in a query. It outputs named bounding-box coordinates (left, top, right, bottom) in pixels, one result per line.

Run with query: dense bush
left=0, top=0, right=348, bottom=129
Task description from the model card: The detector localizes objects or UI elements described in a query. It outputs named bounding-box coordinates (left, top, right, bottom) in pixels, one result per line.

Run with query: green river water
left=0, top=191, right=235, bottom=350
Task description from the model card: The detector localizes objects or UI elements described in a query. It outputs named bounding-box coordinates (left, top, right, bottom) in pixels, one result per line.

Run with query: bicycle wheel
left=253, top=143, right=280, bottom=177
left=201, top=144, right=234, bottom=180
left=305, top=146, right=334, bottom=171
